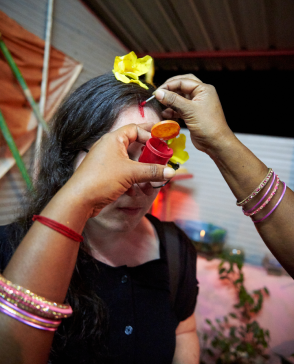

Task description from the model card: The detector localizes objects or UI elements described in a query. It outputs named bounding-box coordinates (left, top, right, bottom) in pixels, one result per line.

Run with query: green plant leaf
left=264, top=287, right=270, bottom=295
left=219, top=268, right=226, bottom=275
left=234, top=303, right=243, bottom=308
left=246, top=342, right=254, bottom=355
left=219, top=260, right=225, bottom=268
left=229, top=327, right=236, bottom=337
left=234, top=278, right=243, bottom=285
left=229, top=313, right=237, bottom=319
left=206, top=319, right=212, bottom=325
left=206, top=348, right=214, bottom=357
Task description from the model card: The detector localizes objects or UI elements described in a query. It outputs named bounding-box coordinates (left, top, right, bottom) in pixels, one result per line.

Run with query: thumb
left=131, top=161, right=175, bottom=184
left=153, top=89, right=194, bottom=120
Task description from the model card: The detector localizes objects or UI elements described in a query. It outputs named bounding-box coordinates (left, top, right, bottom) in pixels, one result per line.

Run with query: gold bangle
left=0, top=275, right=69, bottom=309
left=0, top=291, right=70, bottom=319
left=236, top=168, right=273, bottom=207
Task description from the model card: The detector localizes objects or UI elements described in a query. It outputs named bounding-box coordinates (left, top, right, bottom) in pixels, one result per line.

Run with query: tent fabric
left=0, top=10, right=82, bottom=178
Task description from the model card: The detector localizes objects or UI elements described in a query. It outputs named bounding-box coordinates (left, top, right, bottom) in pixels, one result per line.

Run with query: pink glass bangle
left=0, top=303, right=58, bottom=331
left=243, top=176, right=280, bottom=217
left=237, top=168, right=273, bottom=206
left=0, top=296, right=62, bottom=325
left=0, top=288, right=71, bottom=319
left=0, top=275, right=69, bottom=309
left=0, top=276, right=72, bottom=316
left=243, top=172, right=276, bottom=214
left=253, top=182, right=286, bottom=224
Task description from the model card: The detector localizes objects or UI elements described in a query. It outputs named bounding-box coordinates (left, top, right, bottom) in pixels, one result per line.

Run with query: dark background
left=153, top=70, right=294, bottom=138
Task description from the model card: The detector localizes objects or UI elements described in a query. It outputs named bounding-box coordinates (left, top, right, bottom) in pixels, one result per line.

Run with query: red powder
left=138, top=103, right=145, bottom=117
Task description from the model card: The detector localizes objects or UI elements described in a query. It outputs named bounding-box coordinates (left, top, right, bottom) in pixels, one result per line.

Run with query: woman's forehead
left=110, top=105, right=161, bottom=132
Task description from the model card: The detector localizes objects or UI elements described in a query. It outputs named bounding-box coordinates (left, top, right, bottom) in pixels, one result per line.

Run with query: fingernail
left=154, top=89, right=165, bottom=101
left=164, top=167, right=175, bottom=179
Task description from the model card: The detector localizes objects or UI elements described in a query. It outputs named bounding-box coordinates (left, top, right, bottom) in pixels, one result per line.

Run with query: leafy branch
left=200, top=250, right=270, bottom=364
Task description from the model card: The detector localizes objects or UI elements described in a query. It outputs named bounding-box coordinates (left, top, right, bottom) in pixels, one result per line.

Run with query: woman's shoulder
left=146, top=214, right=198, bottom=321
left=146, top=214, right=196, bottom=257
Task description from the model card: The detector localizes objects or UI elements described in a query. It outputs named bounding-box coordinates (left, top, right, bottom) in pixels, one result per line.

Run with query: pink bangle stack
left=0, top=274, right=72, bottom=331
left=237, top=168, right=286, bottom=224
left=236, top=168, right=273, bottom=206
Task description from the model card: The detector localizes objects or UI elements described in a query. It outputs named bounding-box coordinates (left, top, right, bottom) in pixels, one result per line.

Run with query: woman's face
left=78, top=105, right=162, bottom=233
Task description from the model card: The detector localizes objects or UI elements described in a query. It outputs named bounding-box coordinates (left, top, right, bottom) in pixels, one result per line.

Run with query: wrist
left=42, top=183, right=93, bottom=234
left=204, top=130, right=238, bottom=161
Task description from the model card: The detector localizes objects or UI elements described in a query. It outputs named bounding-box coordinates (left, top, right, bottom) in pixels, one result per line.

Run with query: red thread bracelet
left=32, top=215, right=84, bottom=243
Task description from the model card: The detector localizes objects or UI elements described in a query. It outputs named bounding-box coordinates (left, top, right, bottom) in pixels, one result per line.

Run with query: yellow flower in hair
left=113, top=51, right=153, bottom=89
left=167, top=134, right=189, bottom=165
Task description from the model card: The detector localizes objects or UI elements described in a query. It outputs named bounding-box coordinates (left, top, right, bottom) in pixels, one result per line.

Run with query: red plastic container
left=138, top=137, right=173, bottom=165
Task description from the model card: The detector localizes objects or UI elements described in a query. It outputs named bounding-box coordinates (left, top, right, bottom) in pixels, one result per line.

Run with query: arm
left=154, top=75, right=294, bottom=278
left=0, top=124, right=175, bottom=364
left=173, top=313, right=200, bottom=364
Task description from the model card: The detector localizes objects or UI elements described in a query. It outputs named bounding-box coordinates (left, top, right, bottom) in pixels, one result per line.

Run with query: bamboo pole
left=34, top=0, right=54, bottom=176
left=0, top=109, right=33, bottom=190
left=0, top=34, right=49, bottom=133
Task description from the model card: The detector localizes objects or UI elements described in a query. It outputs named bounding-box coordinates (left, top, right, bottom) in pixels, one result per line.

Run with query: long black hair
left=7, top=73, right=163, bottom=362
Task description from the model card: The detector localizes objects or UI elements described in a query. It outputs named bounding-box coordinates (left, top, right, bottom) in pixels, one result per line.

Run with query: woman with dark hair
left=0, top=72, right=199, bottom=364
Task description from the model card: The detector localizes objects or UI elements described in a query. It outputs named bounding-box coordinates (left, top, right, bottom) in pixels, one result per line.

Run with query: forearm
left=173, top=332, right=200, bottom=364
left=0, top=185, right=91, bottom=363
left=208, top=134, right=294, bottom=277
left=155, top=74, right=294, bottom=277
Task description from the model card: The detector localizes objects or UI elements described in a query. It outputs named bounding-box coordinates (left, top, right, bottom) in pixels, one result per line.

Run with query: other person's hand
left=65, top=123, right=175, bottom=217
left=154, top=74, right=235, bottom=155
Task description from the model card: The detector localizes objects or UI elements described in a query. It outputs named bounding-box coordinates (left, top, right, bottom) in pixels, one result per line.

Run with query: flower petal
left=113, top=70, right=131, bottom=84
left=123, top=72, right=139, bottom=80
left=113, top=52, right=152, bottom=89
left=121, top=51, right=138, bottom=73
left=169, top=151, right=189, bottom=164
left=168, top=134, right=189, bottom=164
left=130, top=79, right=149, bottom=89
left=113, top=57, right=125, bottom=73
left=133, top=55, right=153, bottom=76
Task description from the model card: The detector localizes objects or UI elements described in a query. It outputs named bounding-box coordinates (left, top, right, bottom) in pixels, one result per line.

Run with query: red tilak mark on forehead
left=138, top=102, right=145, bottom=117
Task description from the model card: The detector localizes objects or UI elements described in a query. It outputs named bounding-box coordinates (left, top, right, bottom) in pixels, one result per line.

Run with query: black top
left=0, top=215, right=198, bottom=364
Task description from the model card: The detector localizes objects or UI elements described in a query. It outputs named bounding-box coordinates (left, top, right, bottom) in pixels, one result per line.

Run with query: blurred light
left=232, top=248, right=241, bottom=255
left=200, top=230, right=205, bottom=238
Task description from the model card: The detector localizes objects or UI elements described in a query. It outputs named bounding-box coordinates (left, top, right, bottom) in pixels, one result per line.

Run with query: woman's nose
left=124, top=185, right=138, bottom=197
left=124, top=183, right=155, bottom=196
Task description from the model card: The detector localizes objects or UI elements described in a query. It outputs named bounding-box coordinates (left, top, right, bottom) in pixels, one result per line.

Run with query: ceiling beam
left=154, top=0, right=188, bottom=52
left=138, top=49, right=294, bottom=59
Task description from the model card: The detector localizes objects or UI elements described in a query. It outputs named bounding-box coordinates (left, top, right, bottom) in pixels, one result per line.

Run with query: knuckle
left=206, top=84, right=216, bottom=92
left=149, top=164, right=158, bottom=179
left=166, top=93, right=178, bottom=109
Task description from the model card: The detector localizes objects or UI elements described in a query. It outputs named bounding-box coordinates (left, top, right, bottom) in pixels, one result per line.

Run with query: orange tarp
left=0, top=11, right=82, bottom=177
